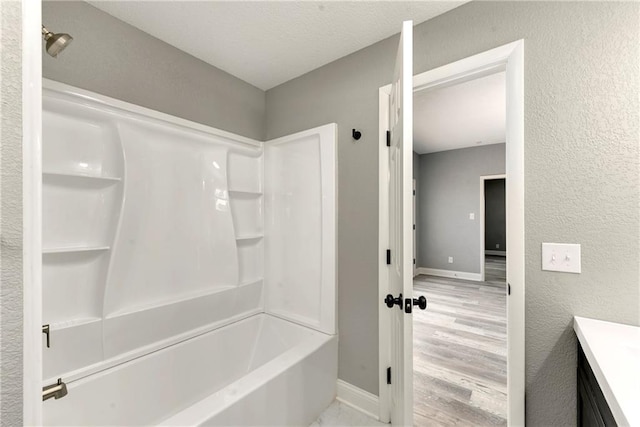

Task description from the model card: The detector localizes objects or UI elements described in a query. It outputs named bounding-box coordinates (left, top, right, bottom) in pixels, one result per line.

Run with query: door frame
left=480, top=174, right=507, bottom=282
left=22, top=0, right=44, bottom=424
left=378, top=40, right=525, bottom=425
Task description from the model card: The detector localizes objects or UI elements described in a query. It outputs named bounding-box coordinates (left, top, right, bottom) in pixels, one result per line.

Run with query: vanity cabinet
left=577, top=343, right=617, bottom=427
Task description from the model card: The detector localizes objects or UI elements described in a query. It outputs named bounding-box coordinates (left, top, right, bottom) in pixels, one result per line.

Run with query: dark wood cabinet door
left=577, top=343, right=617, bottom=427
left=578, top=369, right=605, bottom=427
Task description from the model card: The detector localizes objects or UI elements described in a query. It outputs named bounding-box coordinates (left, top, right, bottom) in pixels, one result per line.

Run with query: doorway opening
left=378, top=40, right=524, bottom=426
left=412, top=72, right=507, bottom=424
left=481, top=175, right=507, bottom=281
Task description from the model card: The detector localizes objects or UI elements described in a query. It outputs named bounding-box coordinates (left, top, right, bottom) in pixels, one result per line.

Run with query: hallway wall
left=416, top=144, right=505, bottom=274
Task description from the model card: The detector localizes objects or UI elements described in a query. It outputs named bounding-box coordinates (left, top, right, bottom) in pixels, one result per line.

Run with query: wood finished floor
left=413, top=256, right=507, bottom=426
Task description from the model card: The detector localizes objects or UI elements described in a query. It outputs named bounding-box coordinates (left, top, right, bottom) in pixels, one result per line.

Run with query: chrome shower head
left=42, top=25, right=73, bottom=58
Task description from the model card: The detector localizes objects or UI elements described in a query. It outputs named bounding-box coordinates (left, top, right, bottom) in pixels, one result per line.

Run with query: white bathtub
left=44, top=314, right=338, bottom=426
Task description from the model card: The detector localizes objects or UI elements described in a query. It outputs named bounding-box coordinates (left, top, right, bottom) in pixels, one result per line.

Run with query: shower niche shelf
left=42, top=102, right=123, bottom=179
left=228, top=151, right=262, bottom=194
left=49, top=316, right=102, bottom=330
left=237, top=239, right=263, bottom=285
left=43, top=171, right=122, bottom=182
left=230, top=192, right=263, bottom=237
left=235, top=234, right=263, bottom=241
left=43, top=164, right=122, bottom=250
left=43, top=246, right=110, bottom=254
left=228, top=189, right=263, bottom=195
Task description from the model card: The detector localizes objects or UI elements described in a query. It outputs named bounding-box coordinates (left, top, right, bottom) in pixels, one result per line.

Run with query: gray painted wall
left=0, top=1, right=23, bottom=425
left=43, top=1, right=266, bottom=140
left=266, top=2, right=640, bottom=425
left=485, top=178, right=506, bottom=253
left=416, top=144, right=505, bottom=273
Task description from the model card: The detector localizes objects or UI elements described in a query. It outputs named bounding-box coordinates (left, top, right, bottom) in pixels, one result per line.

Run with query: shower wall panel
left=264, top=125, right=337, bottom=335
left=103, top=123, right=239, bottom=315
left=42, top=81, right=265, bottom=382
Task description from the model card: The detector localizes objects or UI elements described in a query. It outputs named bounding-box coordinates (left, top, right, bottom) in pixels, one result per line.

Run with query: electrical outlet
left=448, top=256, right=453, bottom=263
left=469, top=213, right=475, bottom=220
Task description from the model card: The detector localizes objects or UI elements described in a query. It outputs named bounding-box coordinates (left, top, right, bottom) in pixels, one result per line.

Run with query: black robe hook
left=352, top=129, right=362, bottom=141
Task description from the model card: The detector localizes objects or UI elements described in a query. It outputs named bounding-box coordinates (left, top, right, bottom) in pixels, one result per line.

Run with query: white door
left=387, top=20, right=414, bottom=426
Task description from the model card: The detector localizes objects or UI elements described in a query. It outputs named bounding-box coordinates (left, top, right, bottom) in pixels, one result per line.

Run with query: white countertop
left=574, top=316, right=640, bottom=427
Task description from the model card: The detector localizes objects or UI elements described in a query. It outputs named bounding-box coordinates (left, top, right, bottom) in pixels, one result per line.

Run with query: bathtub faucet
left=43, top=378, right=68, bottom=401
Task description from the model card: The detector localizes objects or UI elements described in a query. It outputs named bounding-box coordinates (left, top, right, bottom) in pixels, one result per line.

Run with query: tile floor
left=310, top=401, right=387, bottom=427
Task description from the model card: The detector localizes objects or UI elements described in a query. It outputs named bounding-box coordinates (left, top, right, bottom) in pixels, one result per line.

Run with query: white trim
left=415, top=267, right=482, bottom=282
left=379, top=40, right=525, bottom=427
left=505, top=39, right=526, bottom=427
left=480, top=174, right=506, bottom=282
left=22, top=1, right=43, bottom=425
left=377, top=86, right=391, bottom=423
left=336, top=380, right=380, bottom=421
left=412, top=41, right=518, bottom=93
left=43, top=79, right=262, bottom=149
left=486, top=250, right=507, bottom=257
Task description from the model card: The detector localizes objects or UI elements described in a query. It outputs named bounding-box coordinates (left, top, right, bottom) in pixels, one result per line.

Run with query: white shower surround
left=41, top=80, right=337, bottom=426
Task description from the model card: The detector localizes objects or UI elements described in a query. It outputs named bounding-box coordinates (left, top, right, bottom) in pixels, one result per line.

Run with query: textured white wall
left=266, top=2, right=640, bottom=425
left=0, top=1, right=24, bottom=425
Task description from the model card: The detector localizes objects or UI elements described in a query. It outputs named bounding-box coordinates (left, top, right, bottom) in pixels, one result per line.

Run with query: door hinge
left=508, top=283, right=511, bottom=295
left=387, top=367, right=392, bottom=384
left=386, top=130, right=390, bottom=147
left=42, top=324, right=51, bottom=348
left=413, top=258, right=416, bottom=265
left=386, top=249, right=391, bottom=265
left=413, top=190, right=416, bottom=196
left=413, top=224, right=416, bottom=230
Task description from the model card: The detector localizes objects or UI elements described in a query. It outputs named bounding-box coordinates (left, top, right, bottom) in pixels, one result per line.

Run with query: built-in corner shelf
left=50, top=317, right=102, bottom=331
left=229, top=189, right=262, bottom=196
left=43, top=246, right=110, bottom=255
left=43, top=171, right=122, bottom=183
left=239, top=278, right=263, bottom=287
left=236, top=234, right=263, bottom=241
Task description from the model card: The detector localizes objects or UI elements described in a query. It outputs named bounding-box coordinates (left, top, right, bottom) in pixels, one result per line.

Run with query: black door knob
left=413, top=296, right=427, bottom=310
left=384, top=293, right=403, bottom=309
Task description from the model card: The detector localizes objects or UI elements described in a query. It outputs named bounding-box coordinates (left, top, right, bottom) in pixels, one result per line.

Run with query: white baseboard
left=336, top=379, right=380, bottom=420
left=485, top=250, right=506, bottom=256
left=416, top=267, right=482, bottom=282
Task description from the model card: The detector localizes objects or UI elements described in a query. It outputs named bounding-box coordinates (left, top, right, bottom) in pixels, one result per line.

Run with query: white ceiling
left=88, top=1, right=467, bottom=91
left=413, top=71, right=505, bottom=155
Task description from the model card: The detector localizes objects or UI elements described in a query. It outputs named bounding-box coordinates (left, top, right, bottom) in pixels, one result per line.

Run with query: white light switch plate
left=542, top=243, right=581, bottom=273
